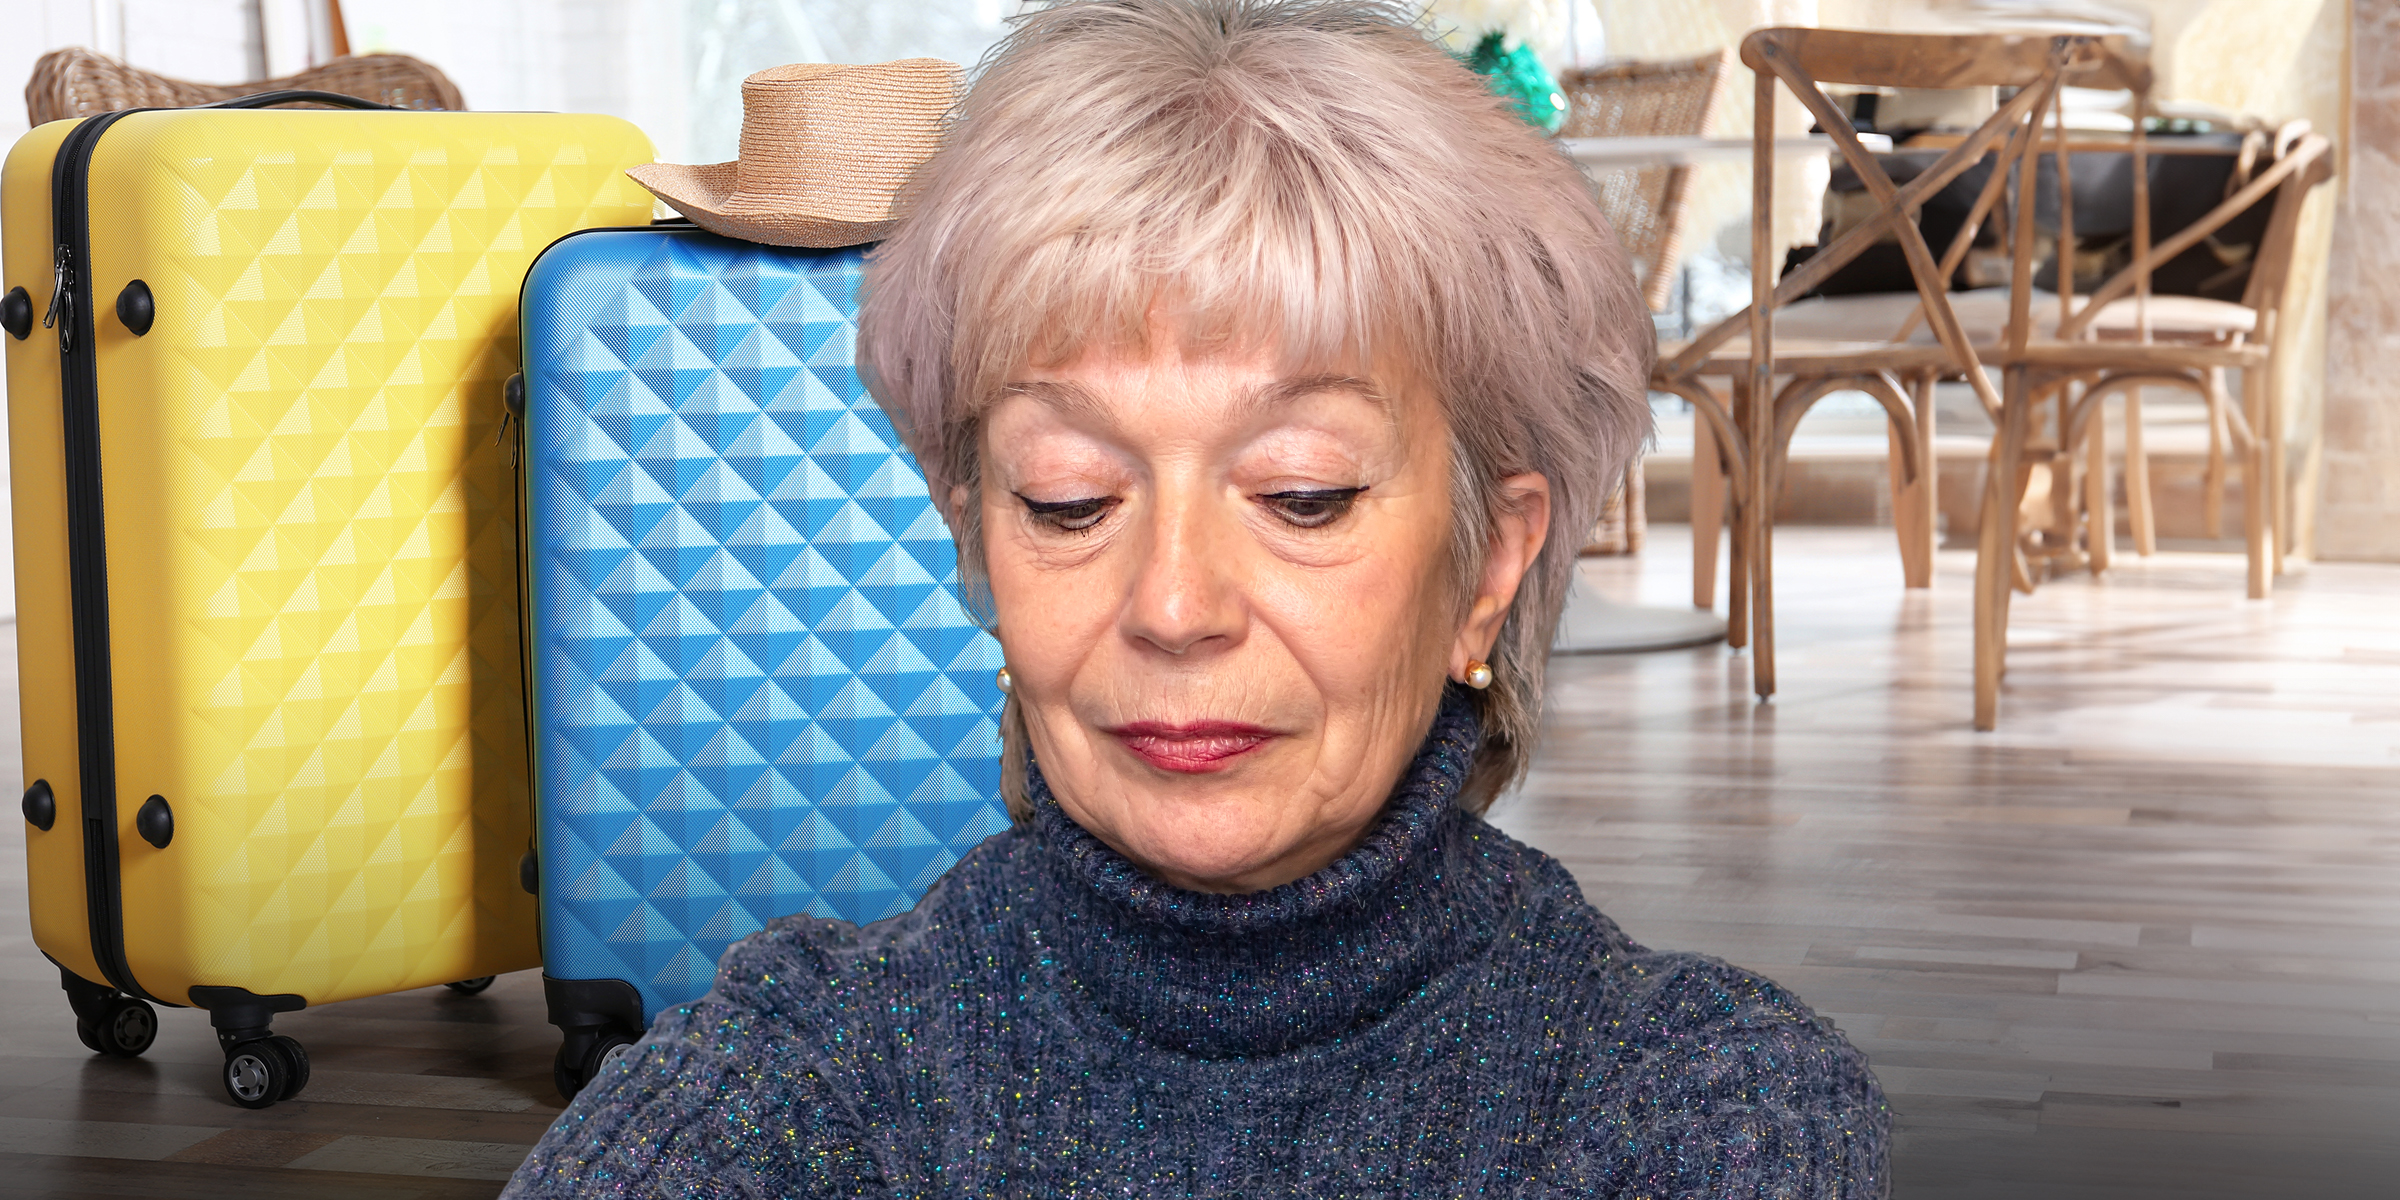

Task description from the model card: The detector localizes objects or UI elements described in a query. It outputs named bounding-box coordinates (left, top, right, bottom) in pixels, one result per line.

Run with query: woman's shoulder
left=1603, top=945, right=1861, bottom=1059
left=1468, top=825, right=1887, bottom=1185
left=714, top=823, right=1041, bottom=997
left=1471, top=818, right=1870, bottom=1075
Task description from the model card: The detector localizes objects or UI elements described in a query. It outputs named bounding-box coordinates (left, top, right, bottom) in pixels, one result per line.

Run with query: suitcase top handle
left=199, top=90, right=400, bottom=112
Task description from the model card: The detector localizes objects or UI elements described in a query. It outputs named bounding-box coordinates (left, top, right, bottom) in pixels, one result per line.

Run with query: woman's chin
left=1057, top=731, right=1386, bottom=893
left=1106, top=801, right=1317, bottom=893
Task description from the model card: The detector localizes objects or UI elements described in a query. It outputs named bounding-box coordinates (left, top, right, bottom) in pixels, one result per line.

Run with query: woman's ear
left=947, top=483, right=972, bottom=526
left=1451, top=473, right=1551, bottom=678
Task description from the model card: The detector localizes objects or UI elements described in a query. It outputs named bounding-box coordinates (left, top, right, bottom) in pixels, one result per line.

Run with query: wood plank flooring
left=1507, top=527, right=2400, bottom=1198
left=0, top=525, right=2393, bottom=1196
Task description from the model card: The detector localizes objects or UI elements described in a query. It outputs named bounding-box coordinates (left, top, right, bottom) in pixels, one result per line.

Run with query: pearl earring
left=1463, top=660, right=1493, bottom=690
left=995, top=666, right=1013, bottom=693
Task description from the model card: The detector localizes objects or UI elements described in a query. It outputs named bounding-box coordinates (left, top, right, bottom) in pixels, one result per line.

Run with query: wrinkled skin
left=972, top=334, right=1549, bottom=893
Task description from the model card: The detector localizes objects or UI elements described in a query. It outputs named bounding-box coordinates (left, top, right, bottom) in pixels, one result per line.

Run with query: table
left=1552, top=580, right=1729, bottom=655
left=1561, top=132, right=1893, bottom=169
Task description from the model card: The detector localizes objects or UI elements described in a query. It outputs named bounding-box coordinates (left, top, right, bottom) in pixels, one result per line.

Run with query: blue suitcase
left=512, top=226, right=1008, bottom=1098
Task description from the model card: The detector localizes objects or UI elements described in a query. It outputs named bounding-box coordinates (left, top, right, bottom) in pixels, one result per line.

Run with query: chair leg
left=2125, top=383, right=2157, bottom=556
left=1889, top=371, right=1936, bottom=588
left=1753, top=483, right=1777, bottom=701
left=1916, top=371, right=1940, bottom=572
left=2084, top=388, right=2112, bottom=574
left=1727, top=490, right=1750, bottom=649
left=2203, top=366, right=2228, bottom=540
left=1625, top=457, right=1647, bottom=554
left=2243, top=365, right=2272, bottom=600
left=2265, top=360, right=2288, bottom=575
left=2049, top=383, right=2078, bottom=565
left=1726, top=379, right=1751, bottom=651
left=1887, top=422, right=1928, bottom=588
left=1691, top=405, right=1724, bottom=610
left=1975, top=372, right=2031, bottom=731
left=1749, top=377, right=1776, bottom=701
left=2011, top=451, right=2041, bottom=595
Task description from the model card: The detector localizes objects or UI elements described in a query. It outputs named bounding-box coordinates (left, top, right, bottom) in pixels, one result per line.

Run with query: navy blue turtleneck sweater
left=505, top=697, right=1888, bottom=1197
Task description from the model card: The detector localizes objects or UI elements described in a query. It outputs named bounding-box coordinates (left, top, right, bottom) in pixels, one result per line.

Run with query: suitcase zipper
left=40, top=244, right=70, bottom=346
left=48, top=108, right=168, bottom=1005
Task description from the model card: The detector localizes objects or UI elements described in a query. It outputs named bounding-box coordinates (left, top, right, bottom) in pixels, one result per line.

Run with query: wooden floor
left=1510, top=527, right=2400, bottom=1198
left=0, top=526, right=2394, bottom=1196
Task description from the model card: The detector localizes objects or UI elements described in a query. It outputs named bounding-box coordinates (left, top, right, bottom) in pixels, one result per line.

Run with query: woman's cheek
left=1248, top=547, right=1442, bottom=697
left=986, top=530, right=1119, bottom=690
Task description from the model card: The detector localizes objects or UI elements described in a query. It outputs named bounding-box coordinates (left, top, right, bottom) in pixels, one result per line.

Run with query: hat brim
left=627, top=162, right=899, bottom=249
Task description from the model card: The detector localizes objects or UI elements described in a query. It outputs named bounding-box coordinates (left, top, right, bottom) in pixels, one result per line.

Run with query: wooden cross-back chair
left=1973, top=116, right=2334, bottom=726
left=1653, top=26, right=2145, bottom=711
left=1920, top=120, right=2316, bottom=582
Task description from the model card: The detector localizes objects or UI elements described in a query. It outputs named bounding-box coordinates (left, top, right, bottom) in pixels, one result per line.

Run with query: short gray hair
left=858, top=0, right=1654, bottom=813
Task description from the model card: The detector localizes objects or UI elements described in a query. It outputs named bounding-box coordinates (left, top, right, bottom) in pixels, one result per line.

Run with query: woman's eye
left=1258, top=487, right=1364, bottom=528
left=1019, top=494, right=1117, bottom=532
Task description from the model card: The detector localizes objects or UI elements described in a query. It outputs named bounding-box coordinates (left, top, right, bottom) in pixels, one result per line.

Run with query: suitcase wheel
left=263, top=1034, right=310, bottom=1101
left=90, top=996, right=157, bottom=1058
left=553, top=1027, right=640, bottom=1102
left=222, top=1035, right=309, bottom=1109
left=223, top=1040, right=290, bottom=1108
left=551, top=1044, right=579, bottom=1102
left=443, top=976, right=497, bottom=996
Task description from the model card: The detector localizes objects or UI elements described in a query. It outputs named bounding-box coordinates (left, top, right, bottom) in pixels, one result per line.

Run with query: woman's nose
left=1121, top=492, right=1244, bottom=657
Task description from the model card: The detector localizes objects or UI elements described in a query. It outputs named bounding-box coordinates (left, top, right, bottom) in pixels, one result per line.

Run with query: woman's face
left=975, top=333, right=1549, bottom=893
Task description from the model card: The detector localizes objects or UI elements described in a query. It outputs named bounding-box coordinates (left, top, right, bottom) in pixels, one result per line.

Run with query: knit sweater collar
left=1026, top=690, right=1499, bottom=1058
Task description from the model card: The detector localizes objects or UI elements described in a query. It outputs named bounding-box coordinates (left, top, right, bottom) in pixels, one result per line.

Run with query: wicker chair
left=1558, top=51, right=1732, bottom=314
left=1558, top=52, right=1729, bottom=556
left=26, top=47, right=464, bottom=126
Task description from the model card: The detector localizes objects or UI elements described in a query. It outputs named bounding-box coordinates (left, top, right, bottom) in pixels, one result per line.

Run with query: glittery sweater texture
left=505, top=696, right=1889, bottom=1198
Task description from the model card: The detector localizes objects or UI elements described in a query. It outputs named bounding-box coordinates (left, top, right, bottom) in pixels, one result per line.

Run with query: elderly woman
left=508, top=1, right=1885, bottom=1195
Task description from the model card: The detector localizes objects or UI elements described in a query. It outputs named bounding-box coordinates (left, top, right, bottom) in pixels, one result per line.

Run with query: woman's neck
left=1024, top=691, right=1507, bottom=1057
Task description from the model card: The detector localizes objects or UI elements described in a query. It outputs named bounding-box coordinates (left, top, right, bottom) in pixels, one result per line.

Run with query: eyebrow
left=1000, top=372, right=1391, bottom=425
left=1252, top=373, right=1389, bottom=417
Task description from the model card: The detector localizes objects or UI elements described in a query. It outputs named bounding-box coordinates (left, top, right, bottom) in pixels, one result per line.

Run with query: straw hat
left=628, top=59, right=960, bottom=248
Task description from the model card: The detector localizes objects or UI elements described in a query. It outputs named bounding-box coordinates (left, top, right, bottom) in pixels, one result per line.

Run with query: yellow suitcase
left=0, top=94, right=654, bottom=1107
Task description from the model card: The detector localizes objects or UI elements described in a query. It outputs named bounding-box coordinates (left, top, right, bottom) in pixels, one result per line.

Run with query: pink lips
left=1106, top=720, right=1276, bottom=774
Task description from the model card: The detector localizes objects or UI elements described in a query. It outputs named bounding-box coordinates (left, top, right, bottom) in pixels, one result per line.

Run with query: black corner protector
left=503, top=372, right=526, bottom=419
left=188, top=986, right=305, bottom=1018
left=519, top=848, right=539, bottom=895
left=60, top=968, right=115, bottom=1022
left=114, top=279, right=154, bottom=336
left=542, top=974, right=645, bottom=1035
left=0, top=286, right=30, bottom=340
left=134, top=795, right=172, bottom=849
left=22, top=779, right=54, bottom=831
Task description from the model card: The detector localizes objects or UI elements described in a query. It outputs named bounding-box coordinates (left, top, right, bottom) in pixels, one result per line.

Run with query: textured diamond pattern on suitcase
left=523, top=230, right=1006, bottom=1021
left=41, top=112, right=657, bottom=1002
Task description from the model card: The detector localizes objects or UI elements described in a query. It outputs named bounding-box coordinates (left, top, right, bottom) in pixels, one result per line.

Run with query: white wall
left=336, top=0, right=1019, bottom=164
left=2, top=0, right=261, bottom=145
left=1, top=0, right=1019, bottom=157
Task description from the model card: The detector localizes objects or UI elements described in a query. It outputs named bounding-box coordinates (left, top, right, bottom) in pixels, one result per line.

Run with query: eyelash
left=1019, top=494, right=1117, bottom=533
left=1015, top=488, right=1366, bottom=534
left=1258, top=487, right=1364, bottom=528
